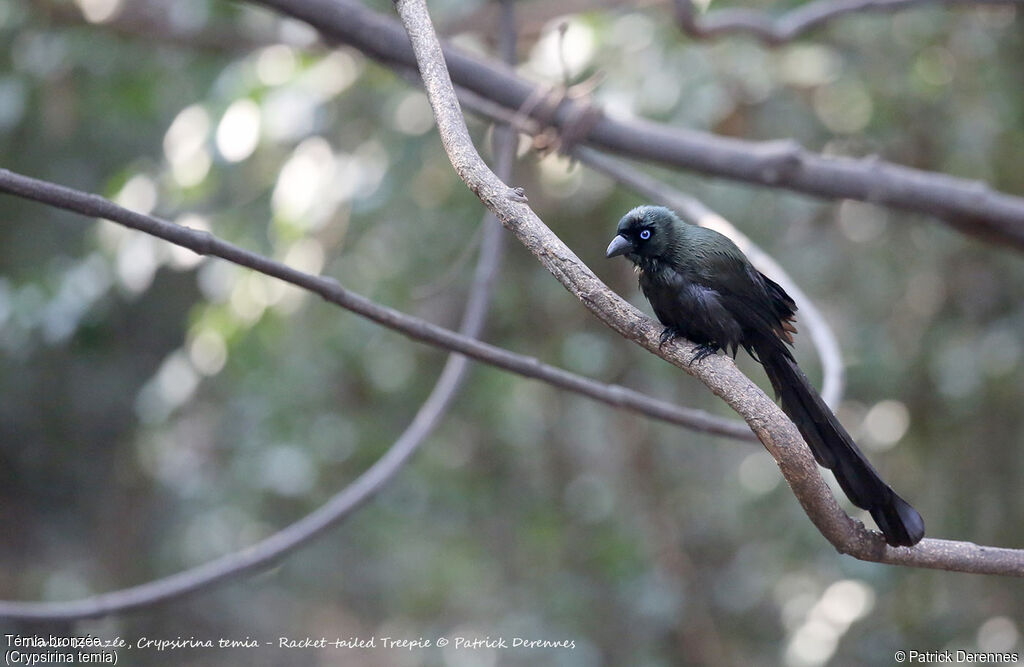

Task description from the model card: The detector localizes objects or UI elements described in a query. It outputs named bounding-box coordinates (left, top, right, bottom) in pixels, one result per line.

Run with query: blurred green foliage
left=1, top=0, right=1023, bottom=665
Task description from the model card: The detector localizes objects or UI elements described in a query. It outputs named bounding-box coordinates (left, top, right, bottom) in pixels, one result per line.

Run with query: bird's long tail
left=756, top=340, right=925, bottom=547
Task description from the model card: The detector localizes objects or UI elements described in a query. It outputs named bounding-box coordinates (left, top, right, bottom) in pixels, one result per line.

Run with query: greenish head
left=605, top=205, right=683, bottom=261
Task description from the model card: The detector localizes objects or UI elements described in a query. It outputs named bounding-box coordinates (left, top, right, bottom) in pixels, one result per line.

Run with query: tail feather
left=756, top=340, right=925, bottom=547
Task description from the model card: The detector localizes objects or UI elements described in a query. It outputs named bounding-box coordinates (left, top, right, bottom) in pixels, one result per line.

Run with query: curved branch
left=673, top=0, right=1021, bottom=46
left=393, top=0, right=1024, bottom=576
left=248, top=0, right=1024, bottom=251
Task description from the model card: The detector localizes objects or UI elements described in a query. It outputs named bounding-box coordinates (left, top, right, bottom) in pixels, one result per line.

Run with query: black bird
left=606, top=205, right=924, bottom=547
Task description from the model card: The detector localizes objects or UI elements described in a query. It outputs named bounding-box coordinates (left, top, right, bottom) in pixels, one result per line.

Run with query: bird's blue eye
left=639, top=229, right=651, bottom=240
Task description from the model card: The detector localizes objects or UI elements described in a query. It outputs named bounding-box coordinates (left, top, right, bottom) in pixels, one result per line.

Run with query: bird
left=606, top=205, right=924, bottom=547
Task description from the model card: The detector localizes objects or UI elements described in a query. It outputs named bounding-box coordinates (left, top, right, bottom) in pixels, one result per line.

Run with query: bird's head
left=605, top=205, right=681, bottom=261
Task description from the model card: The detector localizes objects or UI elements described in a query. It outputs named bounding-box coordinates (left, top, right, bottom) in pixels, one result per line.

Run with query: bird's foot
left=689, top=344, right=719, bottom=365
left=658, top=327, right=678, bottom=349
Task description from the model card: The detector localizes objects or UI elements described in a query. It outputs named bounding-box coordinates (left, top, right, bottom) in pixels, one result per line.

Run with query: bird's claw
left=658, top=328, right=677, bottom=349
left=658, top=329, right=718, bottom=363
left=689, top=344, right=719, bottom=365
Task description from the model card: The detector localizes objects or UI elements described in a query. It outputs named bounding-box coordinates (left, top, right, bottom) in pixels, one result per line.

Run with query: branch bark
left=393, top=0, right=1024, bottom=576
left=248, top=0, right=1024, bottom=251
left=673, top=0, right=1021, bottom=46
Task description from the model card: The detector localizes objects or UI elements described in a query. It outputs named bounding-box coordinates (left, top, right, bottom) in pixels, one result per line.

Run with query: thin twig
left=673, top=0, right=1021, bottom=46
left=394, top=0, right=1024, bottom=576
left=250, top=0, right=1024, bottom=251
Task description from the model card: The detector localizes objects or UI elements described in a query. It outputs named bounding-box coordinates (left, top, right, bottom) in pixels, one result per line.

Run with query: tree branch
left=247, top=0, right=1024, bottom=251
left=393, top=0, right=1024, bottom=576
left=673, top=0, right=1021, bottom=46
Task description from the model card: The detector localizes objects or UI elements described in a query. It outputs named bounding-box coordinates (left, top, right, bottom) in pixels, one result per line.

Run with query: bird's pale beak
left=605, top=234, right=634, bottom=258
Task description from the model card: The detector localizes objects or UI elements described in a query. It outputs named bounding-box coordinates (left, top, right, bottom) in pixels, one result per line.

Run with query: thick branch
left=394, top=0, right=1024, bottom=576
left=248, top=0, right=1024, bottom=251
left=673, top=0, right=1021, bottom=46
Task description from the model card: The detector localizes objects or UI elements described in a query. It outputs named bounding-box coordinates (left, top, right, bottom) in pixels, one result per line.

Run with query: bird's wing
left=692, top=250, right=797, bottom=346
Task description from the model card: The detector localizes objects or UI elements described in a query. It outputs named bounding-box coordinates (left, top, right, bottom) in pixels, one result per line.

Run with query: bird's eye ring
left=639, top=229, right=651, bottom=240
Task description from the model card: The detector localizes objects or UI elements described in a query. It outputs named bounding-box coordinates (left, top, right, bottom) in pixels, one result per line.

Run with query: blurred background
left=1, top=0, right=1022, bottom=664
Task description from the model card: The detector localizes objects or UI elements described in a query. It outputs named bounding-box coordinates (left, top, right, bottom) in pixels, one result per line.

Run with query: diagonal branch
left=393, top=0, right=1024, bottom=576
left=247, top=0, right=1024, bottom=251
left=673, top=0, right=1021, bottom=46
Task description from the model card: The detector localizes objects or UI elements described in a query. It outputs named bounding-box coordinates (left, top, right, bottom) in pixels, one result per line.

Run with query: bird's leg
left=689, top=343, right=720, bottom=365
left=658, top=327, right=679, bottom=349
